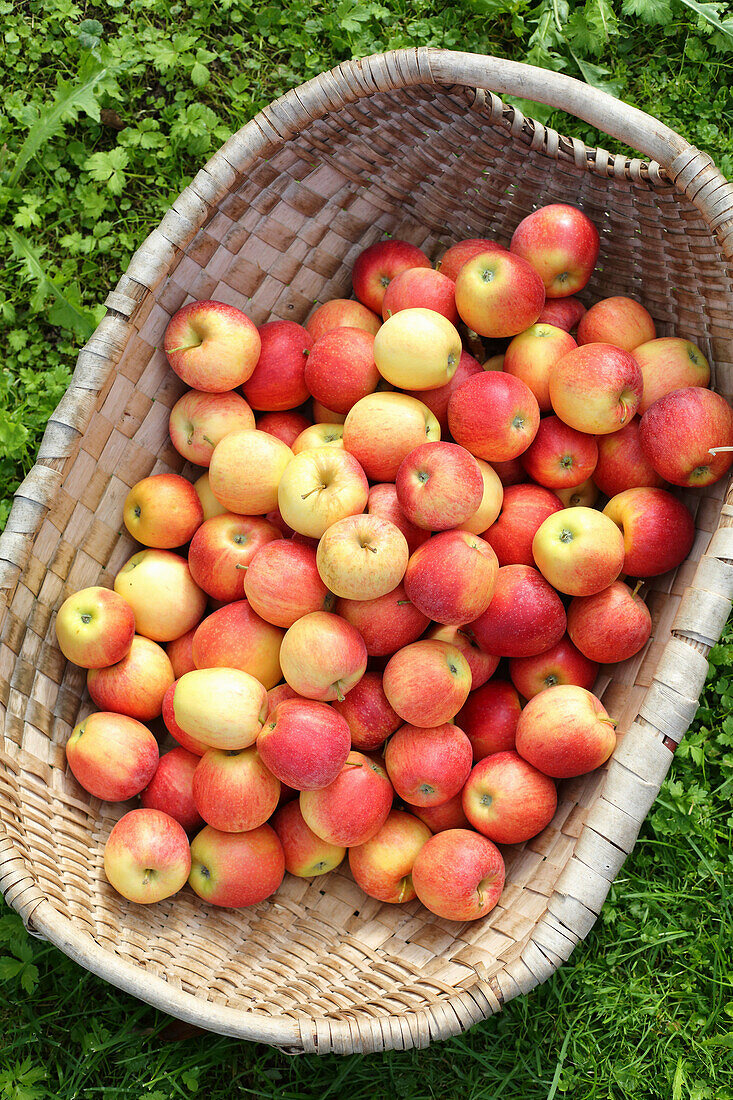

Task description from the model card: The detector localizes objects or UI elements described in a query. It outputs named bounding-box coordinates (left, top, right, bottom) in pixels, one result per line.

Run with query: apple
left=639, top=387, right=733, bottom=487
left=403, top=530, right=498, bottom=625
left=169, top=389, right=255, bottom=466
left=277, top=446, right=369, bottom=539
left=164, top=299, right=261, bottom=392
left=533, top=507, right=625, bottom=596
left=123, top=474, right=204, bottom=549
left=194, top=472, right=227, bottom=520
left=161, top=681, right=207, bottom=755
left=438, top=238, right=507, bottom=282
left=425, top=624, right=499, bottom=690
left=343, top=392, right=440, bottom=482
left=191, top=600, right=283, bottom=690
left=87, top=635, right=174, bottom=721
left=537, top=296, right=586, bottom=332
left=462, top=751, right=557, bottom=844
left=373, top=307, right=462, bottom=391
left=633, top=337, right=710, bottom=413
left=550, top=343, right=643, bottom=434
left=411, top=829, right=505, bottom=921
left=306, top=298, right=382, bottom=342
left=304, top=327, right=379, bottom=413
left=244, top=539, right=334, bottom=627
left=593, top=417, right=664, bottom=496
left=192, top=745, right=280, bottom=832
left=292, top=422, right=344, bottom=454
left=515, top=684, right=616, bottom=777
left=460, top=459, right=504, bottom=535
left=382, top=639, right=471, bottom=727
left=258, top=698, right=351, bottom=789
left=141, top=747, right=203, bottom=832
left=381, top=267, right=458, bottom=324
left=404, top=349, right=483, bottom=434
left=242, top=319, right=312, bottom=410
left=469, top=564, right=566, bottom=658
left=312, top=400, right=347, bottom=424
left=349, top=810, right=432, bottom=903
left=484, top=484, right=564, bottom=567
left=503, top=324, right=577, bottom=412
left=521, top=415, right=598, bottom=489
left=166, top=627, right=197, bottom=679
left=602, top=487, right=696, bottom=577
left=188, top=824, right=284, bottom=907
left=299, top=750, right=393, bottom=846
left=272, top=800, right=346, bottom=877
left=455, top=251, right=545, bottom=337
left=367, top=482, right=431, bottom=554
left=510, top=204, right=599, bottom=297
left=173, top=667, right=267, bottom=751
left=396, top=441, right=484, bottom=530
left=114, top=550, right=207, bottom=643
left=576, top=296, right=655, bottom=349
left=384, top=722, right=473, bottom=807
left=66, top=711, right=158, bottom=801
left=104, top=809, right=191, bottom=904
left=336, top=581, right=429, bottom=657
left=279, top=611, right=367, bottom=701
left=352, top=239, right=431, bottom=314
left=556, top=478, right=599, bottom=508
left=266, top=683, right=303, bottom=717
left=491, top=457, right=526, bottom=486
left=508, top=634, right=599, bottom=699
left=187, top=513, right=280, bottom=602
left=330, top=670, right=401, bottom=750
left=316, top=514, right=409, bottom=600
left=55, top=586, right=135, bottom=669
left=567, top=580, right=652, bottom=664
left=257, top=410, right=312, bottom=447
left=483, top=354, right=505, bottom=371
left=209, top=429, right=292, bottom=515
left=412, top=793, right=470, bottom=833
left=456, top=680, right=522, bottom=761
left=448, top=372, right=540, bottom=461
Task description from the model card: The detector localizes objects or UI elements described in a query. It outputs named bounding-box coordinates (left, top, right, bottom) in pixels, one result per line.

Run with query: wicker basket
left=2, top=48, right=733, bottom=1055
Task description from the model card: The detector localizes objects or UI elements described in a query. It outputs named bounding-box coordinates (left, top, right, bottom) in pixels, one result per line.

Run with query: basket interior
left=2, top=82, right=732, bottom=1036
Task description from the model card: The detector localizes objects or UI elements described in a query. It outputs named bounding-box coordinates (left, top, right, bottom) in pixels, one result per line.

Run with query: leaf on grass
left=573, top=54, right=623, bottom=95
left=622, top=0, right=673, bottom=24
left=678, top=0, right=733, bottom=42
left=83, top=146, right=129, bottom=194
left=0, top=956, right=25, bottom=980
left=7, top=229, right=99, bottom=340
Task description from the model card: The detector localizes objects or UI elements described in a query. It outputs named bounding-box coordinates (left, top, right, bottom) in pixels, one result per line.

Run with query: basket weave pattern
left=2, top=49, right=733, bottom=1054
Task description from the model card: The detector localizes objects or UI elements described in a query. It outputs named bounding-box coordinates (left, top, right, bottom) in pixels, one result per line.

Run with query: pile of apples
left=54, top=203, right=733, bottom=924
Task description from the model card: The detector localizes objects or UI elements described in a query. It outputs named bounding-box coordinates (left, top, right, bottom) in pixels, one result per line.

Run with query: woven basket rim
left=2, top=48, right=733, bottom=1054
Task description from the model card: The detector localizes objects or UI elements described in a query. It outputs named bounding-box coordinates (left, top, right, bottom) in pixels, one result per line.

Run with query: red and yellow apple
left=634, top=337, right=710, bottom=413
left=306, top=298, right=382, bottom=342
left=348, top=810, right=432, bottom=903
left=188, top=824, right=284, bottom=907
left=576, top=296, right=655, bottom=349
left=55, top=586, right=135, bottom=669
left=384, top=722, right=473, bottom=807
left=87, top=635, right=174, bottom=721
left=396, top=441, right=484, bottom=530
left=336, top=582, right=429, bottom=657
left=104, top=808, right=191, bottom=903
left=352, top=239, right=431, bottom=314
left=462, top=751, right=557, bottom=844
left=272, top=800, right=346, bottom=877
left=169, top=389, right=255, bottom=466
left=277, top=446, right=369, bottom=539
left=209, top=429, right=292, bottom=515
left=455, top=251, right=545, bottom=337
left=192, top=745, right=280, bottom=832
left=257, top=410, right=312, bottom=447
left=373, top=307, right=462, bottom=390
left=330, top=670, right=401, bottom=750
left=532, top=507, right=625, bottom=596
left=66, top=711, right=159, bottom=801
left=639, top=387, right=733, bottom=487
left=426, top=624, right=499, bottom=690
left=381, top=267, right=458, bottom=323
left=257, top=698, right=351, bottom=790
left=456, top=680, right=522, bottom=761
left=602, top=487, right=696, bottom=576
left=304, top=327, right=379, bottom=413
left=383, top=639, right=471, bottom=727
left=243, top=319, right=312, bottom=410
left=503, top=323, right=577, bottom=412
left=343, top=392, right=440, bottom=482
left=114, top=549, right=207, bottom=643
left=448, top=372, right=540, bottom=461
left=537, top=296, right=586, bottom=332
left=279, top=611, right=367, bottom=701
left=244, top=539, right=335, bottom=627
left=164, top=299, right=261, bottom=392
left=508, top=635, right=598, bottom=700
left=411, top=829, right=505, bottom=921
left=549, top=343, right=643, bottom=434
left=187, top=512, right=280, bottom=602
left=469, top=564, right=566, bottom=658
left=593, top=417, right=665, bottom=497
left=521, top=415, right=598, bottom=489
left=515, top=684, right=616, bottom=778
left=191, top=600, right=283, bottom=689
left=510, top=204, right=599, bottom=297
left=316, top=514, right=409, bottom=600
left=123, top=473, right=203, bottom=549
left=299, top=750, right=394, bottom=846
left=567, top=581, right=652, bottom=664
left=292, top=423, right=344, bottom=454
left=484, top=483, right=563, bottom=568
left=403, top=529, right=498, bottom=625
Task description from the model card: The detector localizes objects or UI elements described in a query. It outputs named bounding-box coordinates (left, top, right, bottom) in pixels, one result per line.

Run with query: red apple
left=343, top=392, right=440, bottom=482
left=455, top=251, right=545, bottom=337
left=352, top=239, right=431, bottom=314
left=438, top=238, right=507, bottom=282
left=462, top=751, right=557, bottom=844
left=316, top=514, right=409, bottom=601
left=384, top=722, right=473, bottom=807
left=503, top=324, right=577, bottom=412
left=382, top=267, right=458, bottom=323
left=382, top=639, right=471, bottom=727
left=209, top=429, right=292, bottom=515
left=258, top=698, right=351, bottom=790
left=191, top=600, right=283, bottom=690
left=521, top=416, right=598, bottom=489
left=244, top=539, right=334, bottom=628
left=242, top=319, right=312, bottom=410
left=367, top=483, right=431, bottom=555
left=114, top=549, right=207, bottom=643
left=306, top=298, right=382, bottom=342
left=634, top=337, right=710, bottom=413
left=412, top=793, right=471, bottom=833
left=304, top=327, right=379, bottom=414
left=639, top=387, right=733, bottom=487
left=166, top=627, right=197, bottom=679
left=169, top=389, right=255, bottom=466
left=491, top=457, right=527, bottom=486
left=403, top=530, right=498, bottom=625
left=448, top=372, right=540, bottom=462
left=87, top=635, right=174, bottom=721
left=66, top=712, right=158, bottom=801
left=188, top=824, right=284, bottom=907
left=515, top=684, right=616, bottom=778
left=532, top=507, right=625, bottom=596
left=537, top=297, right=586, bottom=332
left=593, top=417, right=665, bottom=496
left=576, top=296, right=655, bottom=349
left=470, top=564, right=566, bottom=658
left=567, top=581, right=652, bottom=664
left=257, top=410, right=312, bottom=447
left=396, top=441, right=483, bottom=530
left=425, top=624, right=499, bottom=690
left=188, top=513, right=280, bottom=603
left=330, top=670, right=401, bottom=751
left=299, top=750, right=394, bottom=846
left=123, top=473, right=203, bottom=550
left=55, top=586, right=135, bottom=669
left=279, top=611, right=367, bottom=701
left=349, top=810, right=432, bottom=903
left=404, top=349, right=483, bottom=434
left=336, top=582, right=429, bottom=657
left=266, top=683, right=303, bottom=717
left=272, top=800, right=346, bottom=877
left=141, top=747, right=203, bottom=832
left=411, top=829, right=505, bottom=921
left=510, top=204, right=599, bottom=297
left=164, top=299, right=261, bottom=392
left=549, top=343, right=643, bottom=434
left=484, top=483, right=564, bottom=567
left=104, top=808, right=191, bottom=904
left=602, top=487, right=696, bottom=577
left=193, top=745, right=280, bottom=832
left=456, top=680, right=522, bottom=761
left=509, top=635, right=599, bottom=700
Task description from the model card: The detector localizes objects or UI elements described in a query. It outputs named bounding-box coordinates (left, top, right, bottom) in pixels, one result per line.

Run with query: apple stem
left=203, top=435, right=215, bottom=447
left=632, top=579, right=643, bottom=597
left=709, top=446, right=733, bottom=454
left=235, top=563, right=248, bottom=570
left=301, top=485, right=325, bottom=500
left=599, top=717, right=618, bottom=728
left=335, top=681, right=345, bottom=703
left=396, top=600, right=411, bottom=606
left=166, top=341, right=202, bottom=353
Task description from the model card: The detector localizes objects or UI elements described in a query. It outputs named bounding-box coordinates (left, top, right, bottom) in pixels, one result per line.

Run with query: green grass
left=2, top=2, right=733, bottom=1097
